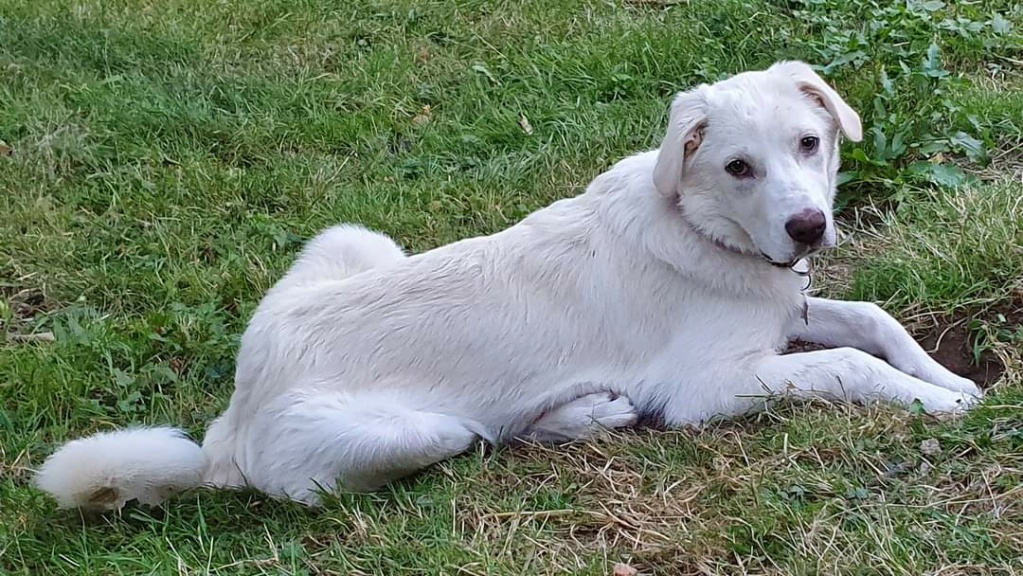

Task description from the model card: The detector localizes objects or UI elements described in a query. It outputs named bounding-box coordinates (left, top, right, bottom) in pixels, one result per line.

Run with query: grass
left=2, top=0, right=1022, bottom=573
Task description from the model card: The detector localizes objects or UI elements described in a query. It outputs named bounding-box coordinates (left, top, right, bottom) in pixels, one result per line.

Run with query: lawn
left=2, top=0, right=1023, bottom=573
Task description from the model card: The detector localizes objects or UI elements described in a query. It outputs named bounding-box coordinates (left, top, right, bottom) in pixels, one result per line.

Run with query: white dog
left=36, top=61, right=983, bottom=511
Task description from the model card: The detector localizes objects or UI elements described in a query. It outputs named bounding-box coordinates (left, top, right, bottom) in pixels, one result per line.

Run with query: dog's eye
left=800, top=136, right=820, bottom=154
left=725, top=159, right=751, bottom=178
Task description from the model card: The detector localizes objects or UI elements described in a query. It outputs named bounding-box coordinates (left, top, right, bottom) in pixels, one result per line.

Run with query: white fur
left=35, top=61, right=982, bottom=511
left=34, top=427, right=205, bottom=511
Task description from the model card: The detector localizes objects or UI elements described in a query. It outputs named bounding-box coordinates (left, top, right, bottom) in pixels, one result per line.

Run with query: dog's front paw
left=902, top=360, right=984, bottom=397
left=939, top=373, right=984, bottom=398
left=916, top=388, right=983, bottom=415
left=925, top=371, right=983, bottom=397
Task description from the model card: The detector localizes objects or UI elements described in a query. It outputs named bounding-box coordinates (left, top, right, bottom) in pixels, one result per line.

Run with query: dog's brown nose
left=785, top=209, right=826, bottom=245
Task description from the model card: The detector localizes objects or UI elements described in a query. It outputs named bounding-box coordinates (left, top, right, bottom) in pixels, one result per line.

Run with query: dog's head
left=652, top=61, right=862, bottom=267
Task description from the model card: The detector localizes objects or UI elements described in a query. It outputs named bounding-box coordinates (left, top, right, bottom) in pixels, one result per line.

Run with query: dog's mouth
left=760, top=250, right=796, bottom=267
left=761, top=246, right=826, bottom=269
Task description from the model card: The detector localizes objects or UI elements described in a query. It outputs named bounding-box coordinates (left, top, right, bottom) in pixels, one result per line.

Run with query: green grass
left=2, top=0, right=1023, bottom=573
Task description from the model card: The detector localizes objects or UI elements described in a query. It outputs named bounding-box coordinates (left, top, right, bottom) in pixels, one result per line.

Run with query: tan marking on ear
left=805, top=91, right=827, bottom=110
left=683, top=124, right=705, bottom=158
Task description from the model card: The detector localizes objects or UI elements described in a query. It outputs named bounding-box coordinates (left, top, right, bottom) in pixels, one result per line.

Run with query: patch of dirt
left=915, top=316, right=1004, bottom=389
left=785, top=339, right=830, bottom=354
left=914, top=300, right=1023, bottom=389
left=1, top=281, right=59, bottom=345
left=0, top=283, right=53, bottom=323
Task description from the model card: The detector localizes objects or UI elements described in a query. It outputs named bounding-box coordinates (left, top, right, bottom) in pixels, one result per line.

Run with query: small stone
left=613, top=563, right=638, bottom=576
left=519, top=113, right=534, bottom=135
left=920, top=438, right=941, bottom=456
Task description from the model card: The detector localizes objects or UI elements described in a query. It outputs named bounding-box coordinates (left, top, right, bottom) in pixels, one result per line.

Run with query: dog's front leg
left=787, top=297, right=981, bottom=396
left=658, top=347, right=979, bottom=426
left=751, top=347, right=979, bottom=415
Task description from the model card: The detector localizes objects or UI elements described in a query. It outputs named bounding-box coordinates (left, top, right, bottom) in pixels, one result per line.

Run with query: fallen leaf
left=0, top=141, right=13, bottom=156
left=412, top=105, right=432, bottom=126
left=169, top=357, right=187, bottom=374
left=416, top=45, right=430, bottom=65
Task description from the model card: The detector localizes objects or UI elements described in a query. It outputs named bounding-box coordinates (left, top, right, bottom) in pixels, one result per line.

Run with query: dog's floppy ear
left=653, top=86, right=709, bottom=197
left=770, top=60, right=862, bottom=142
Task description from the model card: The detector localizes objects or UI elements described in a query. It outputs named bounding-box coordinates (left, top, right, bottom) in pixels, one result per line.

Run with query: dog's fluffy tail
left=34, top=426, right=207, bottom=512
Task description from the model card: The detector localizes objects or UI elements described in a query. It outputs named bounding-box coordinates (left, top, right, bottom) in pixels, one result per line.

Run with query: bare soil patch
left=0, top=283, right=52, bottom=322
left=914, top=299, right=1023, bottom=388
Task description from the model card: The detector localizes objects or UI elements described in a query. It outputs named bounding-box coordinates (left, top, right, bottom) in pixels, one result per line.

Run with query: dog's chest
left=646, top=282, right=805, bottom=358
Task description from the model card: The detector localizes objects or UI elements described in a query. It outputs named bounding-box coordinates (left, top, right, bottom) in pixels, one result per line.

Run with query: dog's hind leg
left=272, top=224, right=407, bottom=292
left=243, top=390, right=480, bottom=504
left=520, top=392, right=639, bottom=444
